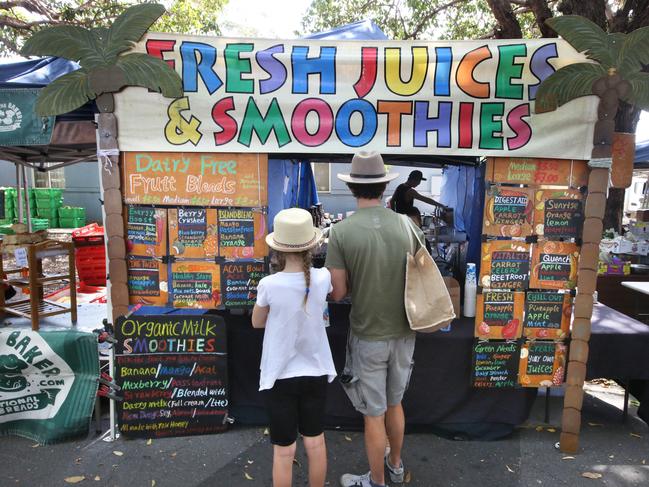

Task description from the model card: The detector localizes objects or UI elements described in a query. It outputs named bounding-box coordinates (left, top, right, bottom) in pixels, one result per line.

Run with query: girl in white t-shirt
left=252, top=208, right=336, bottom=487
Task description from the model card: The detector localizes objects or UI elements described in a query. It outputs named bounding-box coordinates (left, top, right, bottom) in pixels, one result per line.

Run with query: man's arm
left=329, top=268, right=348, bottom=301
left=407, top=187, right=445, bottom=208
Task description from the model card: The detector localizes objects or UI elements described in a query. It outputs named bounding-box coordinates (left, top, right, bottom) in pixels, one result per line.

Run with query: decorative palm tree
left=21, top=3, right=182, bottom=115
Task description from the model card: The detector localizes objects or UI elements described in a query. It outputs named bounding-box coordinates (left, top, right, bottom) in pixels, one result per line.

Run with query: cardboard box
left=443, top=276, right=461, bottom=316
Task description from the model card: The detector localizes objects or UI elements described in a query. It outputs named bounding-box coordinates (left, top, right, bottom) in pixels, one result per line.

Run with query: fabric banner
left=0, top=89, right=54, bottom=145
left=0, top=330, right=99, bottom=444
left=115, top=35, right=597, bottom=159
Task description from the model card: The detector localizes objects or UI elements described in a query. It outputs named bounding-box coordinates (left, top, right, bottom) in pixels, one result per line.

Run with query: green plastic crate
left=33, top=188, right=63, bottom=204
left=0, top=224, right=14, bottom=235
left=31, top=218, right=50, bottom=231
left=59, top=216, right=86, bottom=228
left=37, top=207, right=60, bottom=219
left=58, top=206, right=86, bottom=219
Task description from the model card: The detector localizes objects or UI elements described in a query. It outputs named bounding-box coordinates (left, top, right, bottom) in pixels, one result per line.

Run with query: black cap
left=408, top=170, right=426, bottom=181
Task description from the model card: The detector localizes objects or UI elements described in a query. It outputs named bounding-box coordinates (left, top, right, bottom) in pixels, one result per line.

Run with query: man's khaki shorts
left=341, top=332, right=416, bottom=417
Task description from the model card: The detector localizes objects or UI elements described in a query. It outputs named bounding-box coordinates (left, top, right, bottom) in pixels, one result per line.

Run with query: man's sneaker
left=340, top=471, right=386, bottom=487
left=384, top=453, right=405, bottom=484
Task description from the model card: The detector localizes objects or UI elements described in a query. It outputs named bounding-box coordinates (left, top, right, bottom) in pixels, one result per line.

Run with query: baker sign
left=115, top=35, right=597, bottom=159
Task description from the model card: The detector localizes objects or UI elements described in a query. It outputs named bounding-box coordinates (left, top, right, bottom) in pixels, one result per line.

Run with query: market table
left=620, top=281, right=649, bottom=323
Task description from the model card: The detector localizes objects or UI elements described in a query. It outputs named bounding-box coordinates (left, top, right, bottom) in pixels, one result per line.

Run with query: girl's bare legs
left=273, top=442, right=297, bottom=487
left=303, top=433, right=327, bottom=487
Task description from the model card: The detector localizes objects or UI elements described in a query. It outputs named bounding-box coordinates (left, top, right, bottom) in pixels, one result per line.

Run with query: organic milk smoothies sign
left=115, top=35, right=597, bottom=158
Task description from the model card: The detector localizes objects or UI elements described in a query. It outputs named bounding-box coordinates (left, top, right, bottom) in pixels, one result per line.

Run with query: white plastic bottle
left=463, top=263, right=477, bottom=318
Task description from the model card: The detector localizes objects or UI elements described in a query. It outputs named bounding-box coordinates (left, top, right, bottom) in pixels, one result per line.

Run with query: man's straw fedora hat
left=337, top=151, right=399, bottom=184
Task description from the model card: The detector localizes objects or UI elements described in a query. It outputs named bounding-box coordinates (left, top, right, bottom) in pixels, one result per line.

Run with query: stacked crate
left=33, top=188, right=63, bottom=228
left=59, top=206, right=87, bottom=228
left=73, top=223, right=106, bottom=286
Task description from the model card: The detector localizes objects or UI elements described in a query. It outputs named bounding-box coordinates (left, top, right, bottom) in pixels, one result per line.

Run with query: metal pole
left=22, top=165, right=32, bottom=233
left=16, top=164, right=23, bottom=223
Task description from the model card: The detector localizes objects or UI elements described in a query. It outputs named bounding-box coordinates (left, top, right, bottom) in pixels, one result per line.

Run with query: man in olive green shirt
left=326, top=151, right=420, bottom=487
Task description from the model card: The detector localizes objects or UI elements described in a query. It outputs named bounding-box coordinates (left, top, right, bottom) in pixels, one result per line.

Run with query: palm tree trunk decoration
left=20, top=3, right=183, bottom=320
left=536, top=15, right=649, bottom=453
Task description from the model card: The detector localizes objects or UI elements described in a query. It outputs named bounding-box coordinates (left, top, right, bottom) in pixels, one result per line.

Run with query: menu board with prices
left=533, top=189, right=584, bottom=239
left=171, top=262, right=221, bottom=308
left=126, top=206, right=167, bottom=257
left=485, top=157, right=588, bottom=187
left=483, top=186, right=534, bottom=237
left=518, top=341, right=566, bottom=387
left=114, top=315, right=228, bottom=438
left=472, top=341, right=521, bottom=389
left=479, top=241, right=531, bottom=290
left=220, top=261, right=268, bottom=308
left=169, top=208, right=218, bottom=258
left=475, top=291, right=524, bottom=339
left=122, top=152, right=268, bottom=207
left=217, top=209, right=268, bottom=259
left=127, top=257, right=168, bottom=306
left=529, top=241, right=579, bottom=290
left=523, top=291, right=571, bottom=339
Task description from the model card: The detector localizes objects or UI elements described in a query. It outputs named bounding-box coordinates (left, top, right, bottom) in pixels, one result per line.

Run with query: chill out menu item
left=126, top=206, right=167, bottom=257
left=479, top=241, right=531, bottom=290
left=483, top=186, right=534, bottom=237
left=523, top=291, right=571, bottom=339
left=114, top=315, right=228, bottom=438
left=518, top=341, right=566, bottom=387
left=169, top=208, right=219, bottom=258
left=171, top=262, right=221, bottom=308
left=472, top=341, right=520, bottom=389
left=529, top=241, right=579, bottom=290
left=127, top=257, right=168, bottom=306
left=220, top=262, right=268, bottom=308
left=475, top=291, right=524, bottom=339
left=533, top=189, right=584, bottom=239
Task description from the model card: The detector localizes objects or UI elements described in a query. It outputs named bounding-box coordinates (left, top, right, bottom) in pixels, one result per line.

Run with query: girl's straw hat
left=266, top=208, right=322, bottom=252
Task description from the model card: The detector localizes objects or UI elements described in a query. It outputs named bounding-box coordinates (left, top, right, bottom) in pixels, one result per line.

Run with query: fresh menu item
left=475, top=291, right=524, bottom=339
left=483, top=186, right=534, bottom=237
left=127, top=257, right=168, bottom=306
left=472, top=341, right=520, bottom=389
left=533, top=189, right=584, bottom=239
left=169, top=208, right=219, bottom=258
left=485, top=157, right=588, bottom=187
left=126, top=206, right=167, bottom=257
left=529, top=241, right=579, bottom=290
left=171, top=262, right=221, bottom=308
left=518, top=341, right=566, bottom=388
left=479, top=241, right=531, bottom=290
left=523, top=291, right=571, bottom=339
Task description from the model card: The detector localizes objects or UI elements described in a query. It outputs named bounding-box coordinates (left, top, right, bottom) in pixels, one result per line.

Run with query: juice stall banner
left=115, top=35, right=597, bottom=158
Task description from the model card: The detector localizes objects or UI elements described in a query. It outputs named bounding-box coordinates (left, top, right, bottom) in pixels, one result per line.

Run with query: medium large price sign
left=114, top=315, right=229, bottom=438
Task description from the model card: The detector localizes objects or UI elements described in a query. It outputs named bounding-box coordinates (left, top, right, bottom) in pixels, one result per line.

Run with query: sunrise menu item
left=479, top=241, right=531, bottom=290
left=127, top=257, right=168, bottom=306
left=475, top=291, right=524, bottom=339
left=485, top=157, right=588, bottom=187
left=472, top=341, right=520, bottom=389
left=529, top=241, right=579, bottom=290
left=171, top=261, right=221, bottom=308
left=126, top=206, right=167, bottom=257
left=122, top=152, right=268, bottom=207
left=533, top=189, right=584, bottom=239
left=217, top=209, right=268, bottom=258
left=483, top=186, right=534, bottom=237
left=518, top=341, right=566, bottom=387
left=220, top=261, right=268, bottom=308
left=114, top=315, right=229, bottom=438
left=169, top=208, right=218, bottom=258
left=523, top=291, right=571, bottom=339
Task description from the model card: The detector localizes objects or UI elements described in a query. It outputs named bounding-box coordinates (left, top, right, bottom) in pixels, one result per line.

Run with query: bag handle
left=401, top=214, right=426, bottom=252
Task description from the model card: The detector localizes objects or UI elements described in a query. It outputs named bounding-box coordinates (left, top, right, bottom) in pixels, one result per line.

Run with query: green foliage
left=535, top=63, right=606, bottom=113
left=105, top=3, right=166, bottom=58
left=618, top=26, right=649, bottom=79
left=35, top=69, right=96, bottom=116
left=625, top=72, right=649, bottom=111
left=22, top=26, right=107, bottom=67
left=116, top=53, right=182, bottom=98
left=545, top=16, right=615, bottom=68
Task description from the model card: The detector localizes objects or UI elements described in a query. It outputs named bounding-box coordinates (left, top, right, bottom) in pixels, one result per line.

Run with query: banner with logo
left=0, top=89, right=55, bottom=146
left=115, top=35, right=597, bottom=159
left=0, top=330, right=98, bottom=444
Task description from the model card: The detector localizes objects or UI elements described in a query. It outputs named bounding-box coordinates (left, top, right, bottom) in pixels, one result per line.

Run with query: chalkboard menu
left=483, top=186, right=534, bottom=237
left=485, top=157, right=588, bottom=187
left=217, top=209, right=268, bottom=259
left=523, top=291, right=571, bottom=339
left=114, top=315, right=228, bottom=438
left=169, top=208, right=218, bottom=258
left=220, top=261, right=268, bottom=308
left=518, top=341, right=566, bottom=387
left=530, top=241, right=579, bottom=290
left=171, top=262, right=221, bottom=308
left=479, top=241, right=531, bottom=289
left=534, top=190, right=584, bottom=239
left=126, top=206, right=167, bottom=257
left=472, top=341, right=520, bottom=388
left=127, top=257, right=168, bottom=306
left=475, top=291, right=524, bottom=339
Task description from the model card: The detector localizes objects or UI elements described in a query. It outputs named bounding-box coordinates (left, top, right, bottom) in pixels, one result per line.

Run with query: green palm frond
left=21, top=26, right=108, bottom=69
left=546, top=16, right=614, bottom=68
left=104, top=4, right=166, bottom=61
left=624, top=72, right=649, bottom=110
left=535, top=63, right=605, bottom=113
left=34, top=69, right=96, bottom=116
left=618, top=26, right=649, bottom=78
left=116, top=53, right=182, bottom=98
